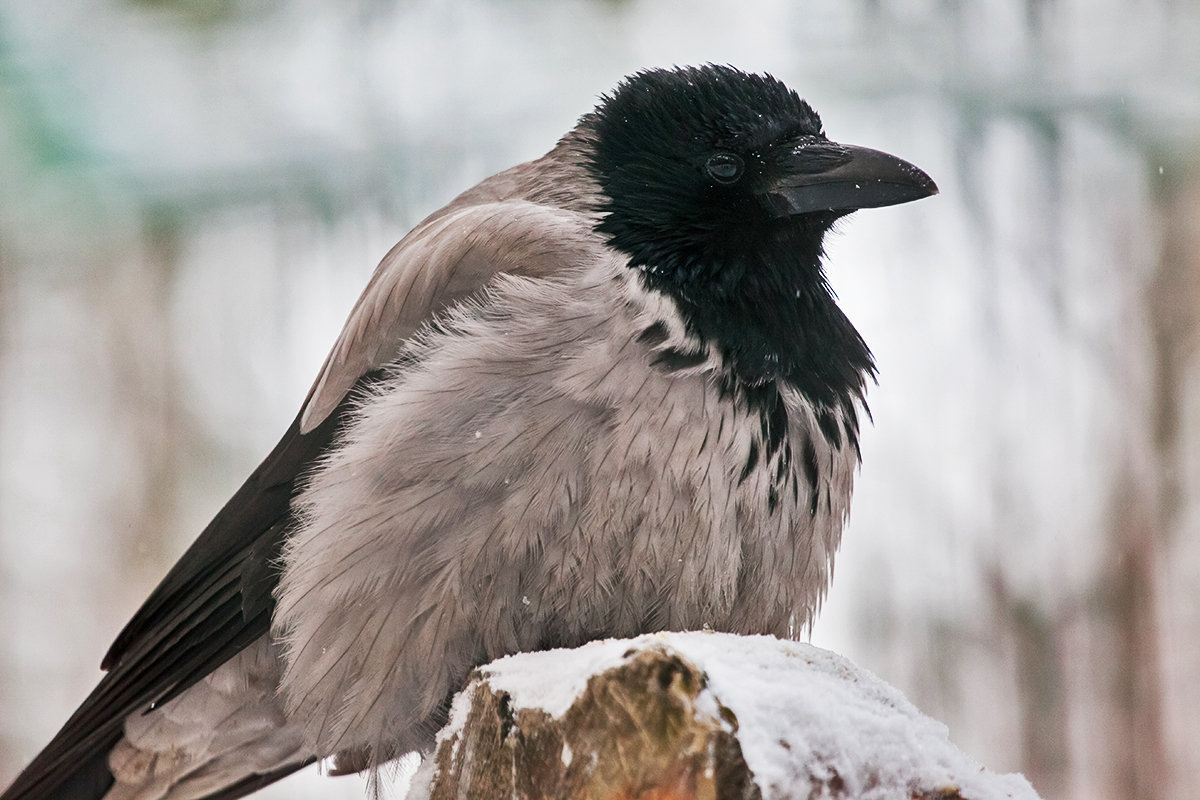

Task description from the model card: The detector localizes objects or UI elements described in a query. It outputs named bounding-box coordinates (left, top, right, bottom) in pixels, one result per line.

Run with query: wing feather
left=300, top=201, right=598, bottom=432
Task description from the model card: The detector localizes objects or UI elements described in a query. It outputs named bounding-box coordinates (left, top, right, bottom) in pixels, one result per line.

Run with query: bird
left=1, top=64, right=937, bottom=800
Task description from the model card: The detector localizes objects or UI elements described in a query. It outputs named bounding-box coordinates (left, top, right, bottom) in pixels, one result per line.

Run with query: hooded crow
left=1, top=65, right=937, bottom=800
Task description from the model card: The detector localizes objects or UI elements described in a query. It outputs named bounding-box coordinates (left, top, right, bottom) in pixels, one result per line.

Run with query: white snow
left=478, top=636, right=641, bottom=718
left=444, top=631, right=1040, bottom=800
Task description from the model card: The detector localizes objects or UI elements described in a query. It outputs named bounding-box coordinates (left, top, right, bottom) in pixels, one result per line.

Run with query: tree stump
left=405, top=632, right=1039, bottom=800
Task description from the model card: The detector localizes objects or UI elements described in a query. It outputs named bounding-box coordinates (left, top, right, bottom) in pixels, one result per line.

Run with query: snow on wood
left=406, top=631, right=1040, bottom=799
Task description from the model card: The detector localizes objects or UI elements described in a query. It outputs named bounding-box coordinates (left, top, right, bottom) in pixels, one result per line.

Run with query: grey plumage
left=1, top=65, right=936, bottom=800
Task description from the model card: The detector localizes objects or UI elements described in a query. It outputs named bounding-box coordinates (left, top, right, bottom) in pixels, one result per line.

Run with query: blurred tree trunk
left=110, top=210, right=184, bottom=587
left=1145, top=158, right=1200, bottom=800
left=1102, top=466, right=1167, bottom=799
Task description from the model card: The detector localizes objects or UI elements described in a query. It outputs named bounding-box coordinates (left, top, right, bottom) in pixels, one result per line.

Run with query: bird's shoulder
left=300, top=150, right=605, bottom=433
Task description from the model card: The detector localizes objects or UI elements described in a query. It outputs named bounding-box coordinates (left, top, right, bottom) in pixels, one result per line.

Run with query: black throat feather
left=635, top=218, right=875, bottom=408
left=593, top=181, right=876, bottom=411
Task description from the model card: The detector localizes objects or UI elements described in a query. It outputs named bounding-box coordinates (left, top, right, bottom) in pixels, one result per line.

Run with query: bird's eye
left=705, top=153, right=744, bottom=184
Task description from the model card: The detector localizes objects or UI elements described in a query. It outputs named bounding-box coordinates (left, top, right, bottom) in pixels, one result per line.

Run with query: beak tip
left=920, top=172, right=939, bottom=197
left=900, top=162, right=938, bottom=198
left=892, top=163, right=938, bottom=204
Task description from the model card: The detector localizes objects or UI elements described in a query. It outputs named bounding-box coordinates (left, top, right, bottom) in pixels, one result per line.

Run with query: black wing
left=0, top=381, right=372, bottom=800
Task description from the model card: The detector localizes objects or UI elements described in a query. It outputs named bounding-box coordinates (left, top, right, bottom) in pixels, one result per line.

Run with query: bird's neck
left=637, top=225, right=875, bottom=415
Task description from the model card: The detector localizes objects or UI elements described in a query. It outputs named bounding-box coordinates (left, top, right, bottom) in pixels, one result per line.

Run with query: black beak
left=765, top=142, right=938, bottom=217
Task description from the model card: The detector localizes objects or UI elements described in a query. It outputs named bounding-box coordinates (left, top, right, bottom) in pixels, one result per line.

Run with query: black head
left=581, top=65, right=937, bottom=408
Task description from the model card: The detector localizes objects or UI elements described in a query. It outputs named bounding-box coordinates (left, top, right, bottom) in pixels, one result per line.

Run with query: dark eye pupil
left=706, top=153, right=743, bottom=184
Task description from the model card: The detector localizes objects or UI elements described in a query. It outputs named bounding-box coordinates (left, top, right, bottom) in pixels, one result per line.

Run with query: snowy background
left=1, top=1, right=1199, bottom=799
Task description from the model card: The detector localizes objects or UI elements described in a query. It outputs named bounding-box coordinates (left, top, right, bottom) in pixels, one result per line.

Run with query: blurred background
left=1, top=0, right=1198, bottom=798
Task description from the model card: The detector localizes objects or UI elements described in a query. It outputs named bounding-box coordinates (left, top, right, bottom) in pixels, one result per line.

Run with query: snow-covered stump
left=406, top=632, right=1039, bottom=800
